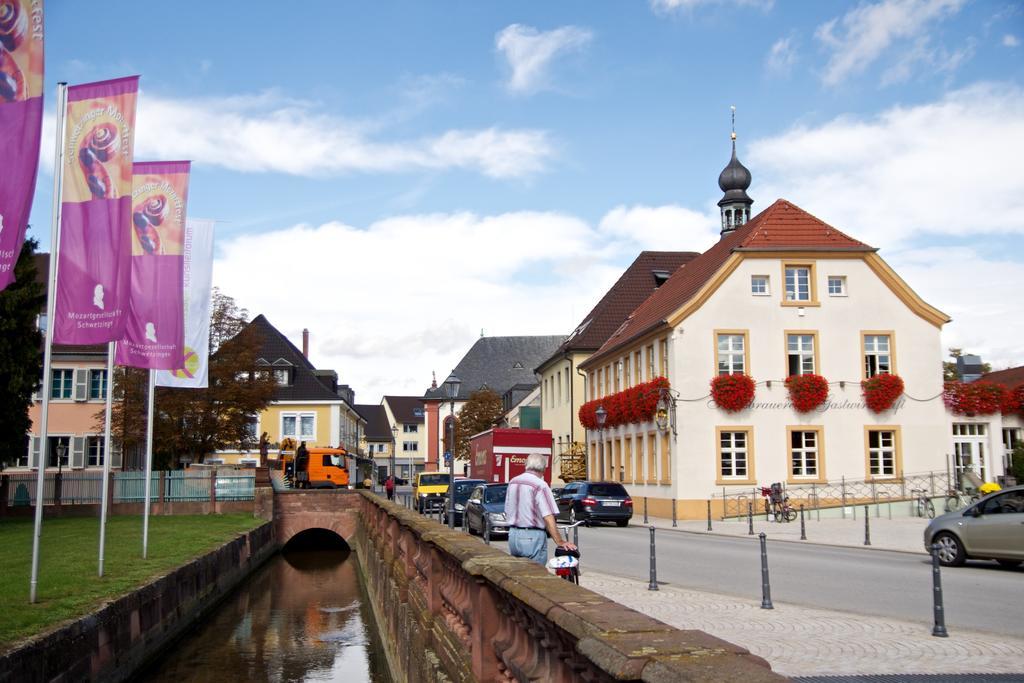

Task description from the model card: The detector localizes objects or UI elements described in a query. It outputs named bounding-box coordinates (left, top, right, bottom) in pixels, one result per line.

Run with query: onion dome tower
left=718, top=106, right=753, bottom=237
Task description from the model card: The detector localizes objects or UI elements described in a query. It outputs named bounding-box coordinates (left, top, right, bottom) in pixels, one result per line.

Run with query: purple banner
left=52, top=75, right=138, bottom=344
left=116, top=161, right=189, bottom=369
left=0, top=0, right=44, bottom=291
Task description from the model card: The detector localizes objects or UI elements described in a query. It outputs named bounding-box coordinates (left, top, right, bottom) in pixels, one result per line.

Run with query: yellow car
left=413, top=472, right=451, bottom=513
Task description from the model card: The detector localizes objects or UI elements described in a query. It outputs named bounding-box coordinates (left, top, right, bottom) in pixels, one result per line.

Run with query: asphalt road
left=536, top=524, right=1022, bottom=638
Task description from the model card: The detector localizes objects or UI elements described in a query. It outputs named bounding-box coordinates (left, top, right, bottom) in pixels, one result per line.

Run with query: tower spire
left=717, top=105, right=753, bottom=238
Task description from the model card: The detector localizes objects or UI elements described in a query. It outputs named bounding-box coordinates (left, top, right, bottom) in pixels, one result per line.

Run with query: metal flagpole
left=30, top=82, right=69, bottom=604
left=142, top=369, right=155, bottom=558
left=98, top=341, right=116, bottom=576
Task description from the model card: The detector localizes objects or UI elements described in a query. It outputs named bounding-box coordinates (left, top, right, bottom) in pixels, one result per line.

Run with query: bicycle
left=943, top=489, right=979, bottom=513
left=548, top=520, right=585, bottom=584
left=911, top=488, right=935, bottom=519
left=760, top=485, right=797, bottom=522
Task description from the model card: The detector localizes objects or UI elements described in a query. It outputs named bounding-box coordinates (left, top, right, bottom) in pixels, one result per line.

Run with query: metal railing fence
left=3, top=470, right=255, bottom=506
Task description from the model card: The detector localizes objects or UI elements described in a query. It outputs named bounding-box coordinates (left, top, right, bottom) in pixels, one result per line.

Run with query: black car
left=556, top=481, right=633, bottom=526
left=442, top=478, right=486, bottom=526
left=464, top=483, right=509, bottom=537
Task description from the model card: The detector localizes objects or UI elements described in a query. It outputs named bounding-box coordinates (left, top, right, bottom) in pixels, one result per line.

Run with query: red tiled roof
left=981, top=366, right=1024, bottom=388
left=585, top=199, right=874, bottom=367
left=536, top=251, right=699, bottom=371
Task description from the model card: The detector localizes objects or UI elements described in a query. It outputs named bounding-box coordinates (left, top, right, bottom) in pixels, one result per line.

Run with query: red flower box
left=943, top=380, right=1012, bottom=416
left=861, top=373, right=904, bottom=413
left=579, top=377, right=669, bottom=429
left=785, top=374, right=829, bottom=413
left=710, top=374, right=756, bottom=412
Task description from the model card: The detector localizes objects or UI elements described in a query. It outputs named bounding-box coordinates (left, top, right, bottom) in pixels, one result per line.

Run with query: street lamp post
left=55, top=440, right=66, bottom=506
left=443, top=372, right=462, bottom=529
left=595, top=405, right=607, bottom=481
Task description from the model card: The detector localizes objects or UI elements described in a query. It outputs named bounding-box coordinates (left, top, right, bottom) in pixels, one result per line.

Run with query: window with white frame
left=1004, top=428, right=1021, bottom=470
left=87, top=436, right=105, bottom=467
left=403, top=424, right=418, bottom=433
left=47, top=436, right=70, bottom=468
left=790, top=430, right=819, bottom=478
left=719, top=431, right=749, bottom=479
left=88, top=369, right=108, bottom=400
left=716, top=334, right=746, bottom=375
left=273, top=368, right=291, bottom=386
left=867, top=430, right=895, bottom=476
left=403, top=441, right=418, bottom=452
left=784, top=266, right=812, bottom=302
left=51, top=369, right=73, bottom=399
left=863, top=334, right=891, bottom=378
left=787, top=334, right=816, bottom=375
left=659, top=339, right=669, bottom=377
left=828, top=276, right=847, bottom=296
left=281, top=412, right=315, bottom=440
left=751, top=275, right=770, bottom=295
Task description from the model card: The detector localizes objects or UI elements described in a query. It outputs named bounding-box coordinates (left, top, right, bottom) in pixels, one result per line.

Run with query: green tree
left=0, top=238, right=45, bottom=468
left=943, top=348, right=991, bottom=382
left=1011, top=443, right=1024, bottom=483
left=99, top=290, right=276, bottom=467
left=453, top=388, right=503, bottom=461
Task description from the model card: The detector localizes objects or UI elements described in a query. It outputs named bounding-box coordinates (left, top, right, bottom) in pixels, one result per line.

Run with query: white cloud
left=879, top=36, right=974, bottom=86
left=1003, top=34, right=1020, bottom=48
left=41, top=90, right=554, bottom=180
left=815, top=0, right=965, bottom=86
left=650, top=0, right=773, bottom=13
left=495, top=24, right=592, bottom=94
left=748, top=83, right=1024, bottom=247
left=599, top=204, right=719, bottom=252
left=765, top=36, right=798, bottom=76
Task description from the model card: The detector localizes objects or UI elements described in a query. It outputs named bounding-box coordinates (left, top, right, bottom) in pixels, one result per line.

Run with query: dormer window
left=512, top=361, right=523, bottom=369
left=273, top=368, right=290, bottom=385
left=652, top=270, right=671, bottom=288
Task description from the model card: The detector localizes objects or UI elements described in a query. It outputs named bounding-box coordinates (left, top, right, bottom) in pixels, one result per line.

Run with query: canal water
left=139, top=542, right=391, bottom=682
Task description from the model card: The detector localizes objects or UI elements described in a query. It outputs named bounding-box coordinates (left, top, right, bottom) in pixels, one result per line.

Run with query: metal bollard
left=759, top=532, right=773, bottom=609
left=643, top=497, right=649, bottom=524
left=747, top=501, right=754, bottom=535
left=648, top=526, right=659, bottom=591
left=706, top=500, right=713, bottom=532
left=672, top=499, right=677, bottom=528
left=930, top=543, right=948, bottom=637
left=573, top=525, right=579, bottom=549
left=484, top=517, right=491, bottom=545
left=799, top=504, right=807, bottom=540
left=765, top=499, right=770, bottom=523
left=864, top=505, right=871, bottom=546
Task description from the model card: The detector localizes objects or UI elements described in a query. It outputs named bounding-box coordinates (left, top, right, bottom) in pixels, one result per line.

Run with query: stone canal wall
left=354, top=491, right=786, bottom=683
left=0, top=522, right=276, bottom=683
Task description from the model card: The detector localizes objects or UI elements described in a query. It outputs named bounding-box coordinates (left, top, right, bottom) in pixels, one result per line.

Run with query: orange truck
left=293, top=447, right=351, bottom=489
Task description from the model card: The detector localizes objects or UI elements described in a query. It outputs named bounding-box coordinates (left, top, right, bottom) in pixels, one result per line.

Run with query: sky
left=28, top=0, right=1024, bottom=402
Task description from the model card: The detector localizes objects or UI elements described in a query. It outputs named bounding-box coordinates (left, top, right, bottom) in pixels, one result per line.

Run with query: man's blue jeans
left=508, top=528, right=547, bottom=565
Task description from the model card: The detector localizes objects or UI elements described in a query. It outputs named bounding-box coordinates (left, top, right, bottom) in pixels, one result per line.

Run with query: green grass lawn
left=0, top=514, right=264, bottom=650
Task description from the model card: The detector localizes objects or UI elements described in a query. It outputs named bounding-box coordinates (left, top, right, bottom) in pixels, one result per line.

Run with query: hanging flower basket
left=710, top=374, right=756, bottom=412
left=943, top=380, right=1011, bottom=416
left=860, top=373, right=904, bottom=413
left=579, top=377, right=669, bottom=429
left=785, top=374, right=829, bottom=413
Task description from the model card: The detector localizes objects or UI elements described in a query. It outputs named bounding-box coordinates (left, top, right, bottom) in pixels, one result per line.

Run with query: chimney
left=302, top=328, right=309, bottom=358
left=957, top=354, right=983, bottom=383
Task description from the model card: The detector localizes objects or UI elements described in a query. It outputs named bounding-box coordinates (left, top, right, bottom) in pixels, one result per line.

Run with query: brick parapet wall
left=355, top=491, right=786, bottom=682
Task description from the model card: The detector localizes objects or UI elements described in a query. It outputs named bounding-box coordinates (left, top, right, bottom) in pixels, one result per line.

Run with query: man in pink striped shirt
left=504, top=453, right=577, bottom=565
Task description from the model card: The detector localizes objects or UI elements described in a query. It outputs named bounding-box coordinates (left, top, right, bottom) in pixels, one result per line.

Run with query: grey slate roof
left=238, top=314, right=341, bottom=402
left=384, top=395, right=425, bottom=423
left=424, top=335, right=565, bottom=401
left=355, top=404, right=392, bottom=441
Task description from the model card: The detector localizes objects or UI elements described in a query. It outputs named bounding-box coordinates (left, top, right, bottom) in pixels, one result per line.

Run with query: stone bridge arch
left=273, top=490, right=361, bottom=548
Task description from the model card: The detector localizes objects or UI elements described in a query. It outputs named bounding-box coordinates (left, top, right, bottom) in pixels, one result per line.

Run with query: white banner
left=155, top=218, right=214, bottom=388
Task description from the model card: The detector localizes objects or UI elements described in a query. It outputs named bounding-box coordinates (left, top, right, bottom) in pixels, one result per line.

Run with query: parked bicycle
left=943, top=489, right=979, bottom=513
left=760, top=484, right=797, bottom=522
left=548, top=520, right=585, bottom=584
left=911, top=488, right=935, bottom=519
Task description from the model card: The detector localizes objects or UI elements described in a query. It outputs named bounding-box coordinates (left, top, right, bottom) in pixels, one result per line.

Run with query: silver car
left=924, top=485, right=1024, bottom=567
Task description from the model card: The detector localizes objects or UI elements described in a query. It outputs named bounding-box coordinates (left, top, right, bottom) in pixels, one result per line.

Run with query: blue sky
left=30, top=1, right=1024, bottom=400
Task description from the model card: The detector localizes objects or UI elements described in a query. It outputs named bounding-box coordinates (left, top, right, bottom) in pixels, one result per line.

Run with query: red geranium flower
left=861, top=373, right=904, bottom=413
left=710, top=374, right=756, bottom=412
left=785, top=374, right=829, bottom=413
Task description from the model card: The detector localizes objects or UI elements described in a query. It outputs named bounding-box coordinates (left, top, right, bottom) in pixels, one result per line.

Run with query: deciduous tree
left=453, top=388, right=503, bottom=461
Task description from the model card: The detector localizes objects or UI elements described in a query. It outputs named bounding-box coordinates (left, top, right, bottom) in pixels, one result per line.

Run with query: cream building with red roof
left=578, top=138, right=956, bottom=519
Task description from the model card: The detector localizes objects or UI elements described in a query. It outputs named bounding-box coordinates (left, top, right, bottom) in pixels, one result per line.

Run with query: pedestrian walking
left=385, top=474, right=395, bottom=501
left=504, top=453, right=576, bottom=565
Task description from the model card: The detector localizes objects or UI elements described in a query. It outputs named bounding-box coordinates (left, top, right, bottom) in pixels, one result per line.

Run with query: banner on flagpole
left=156, top=218, right=213, bottom=388
left=0, top=0, right=44, bottom=291
left=116, top=161, right=189, bottom=369
left=53, top=75, right=139, bottom=344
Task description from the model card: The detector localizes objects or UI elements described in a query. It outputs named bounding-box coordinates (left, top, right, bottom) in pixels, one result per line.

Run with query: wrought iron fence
left=713, top=469, right=956, bottom=519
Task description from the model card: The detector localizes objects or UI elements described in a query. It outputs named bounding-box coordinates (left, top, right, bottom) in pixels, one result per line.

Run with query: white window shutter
left=72, top=436, right=86, bottom=468
left=111, top=440, right=122, bottom=469
left=30, top=437, right=40, bottom=468
left=73, top=369, right=88, bottom=402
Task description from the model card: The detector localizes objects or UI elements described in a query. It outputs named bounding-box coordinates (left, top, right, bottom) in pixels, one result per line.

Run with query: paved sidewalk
left=640, top=513, right=930, bottom=553
left=582, top=570, right=1024, bottom=678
